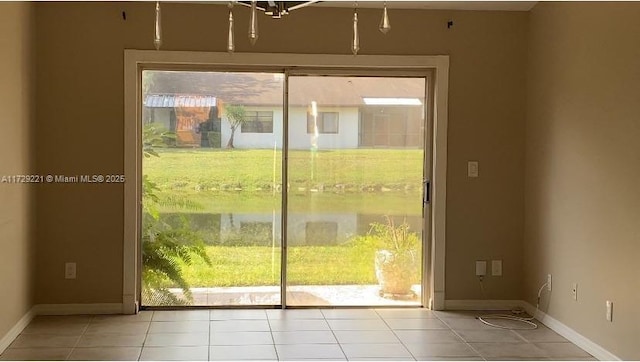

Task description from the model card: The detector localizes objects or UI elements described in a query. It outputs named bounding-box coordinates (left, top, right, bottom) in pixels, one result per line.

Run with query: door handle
left=423, top=179, right=431, bottom=205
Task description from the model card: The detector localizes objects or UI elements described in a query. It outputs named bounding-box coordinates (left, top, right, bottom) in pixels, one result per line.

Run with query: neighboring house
left=143, top=94, right=219, bottom=147
left=143, top=75, right=425, bottom=150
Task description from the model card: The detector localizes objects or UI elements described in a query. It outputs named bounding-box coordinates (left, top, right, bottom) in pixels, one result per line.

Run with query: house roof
left=144, top=71, right=425, bottom=108
left=144, top=94, right=217, bottom=108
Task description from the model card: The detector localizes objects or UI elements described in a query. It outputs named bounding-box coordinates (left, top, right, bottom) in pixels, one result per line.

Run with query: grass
left=144, top=148, right=424, bottom=194
left=171, top=244, right=422, bottom=288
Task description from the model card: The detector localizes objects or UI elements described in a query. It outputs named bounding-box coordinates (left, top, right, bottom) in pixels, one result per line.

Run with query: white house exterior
left=143, top=74, right=425, bottom=150
left=145, top=99, right=422, bottom=150
left=220, top=106, right=360, bottom=150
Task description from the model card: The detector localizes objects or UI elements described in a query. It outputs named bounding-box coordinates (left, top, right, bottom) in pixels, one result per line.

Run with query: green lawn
left=178, top=245, right=376, bottom=287
left=171, top=244, right=421, bottom=288
left=144, top=148, right=424, bottom=288
left=144, top=148, right=424, bottom=194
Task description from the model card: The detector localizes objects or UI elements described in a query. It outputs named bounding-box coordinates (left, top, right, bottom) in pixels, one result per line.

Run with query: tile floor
left=0, top=309, right=596, bottom=361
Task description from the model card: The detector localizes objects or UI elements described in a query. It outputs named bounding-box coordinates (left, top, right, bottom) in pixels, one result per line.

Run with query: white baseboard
left=444, top=299, right=523, bottom=311
left=432, top=291, right=445, bottom=310
left=0, top=307, right=36, bottom=354
left=445, top=299, right=621, bottom=360
left=34, top=303, right=123, bottom=315
left=520, top=301, right=620, bottom=361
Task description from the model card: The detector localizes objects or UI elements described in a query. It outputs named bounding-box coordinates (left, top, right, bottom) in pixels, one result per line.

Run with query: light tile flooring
left=0, top=309, right=595, bottom=361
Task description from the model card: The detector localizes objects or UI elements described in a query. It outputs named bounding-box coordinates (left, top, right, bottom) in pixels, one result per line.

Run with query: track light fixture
left=153, top=1, right=395, bottom=54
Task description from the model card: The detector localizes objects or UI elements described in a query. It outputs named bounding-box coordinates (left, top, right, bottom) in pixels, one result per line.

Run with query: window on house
left=242, top=111, right=274, bottom=133
left=307, top=112, right=339, bottom=134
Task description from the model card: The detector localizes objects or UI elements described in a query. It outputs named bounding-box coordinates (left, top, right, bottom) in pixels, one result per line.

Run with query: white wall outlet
left=571, top=282, right=578, bottom=301
left=606, top=300, right=613, bottom=322
left=475, top=260, right=487, bottom=276
left=491, top=260, right=503, bottom=276
left=547, top=274, right=552, bottom=291
left=467, top=161, right=479, bottom=178
left=65, top=262, right=77, bottom=279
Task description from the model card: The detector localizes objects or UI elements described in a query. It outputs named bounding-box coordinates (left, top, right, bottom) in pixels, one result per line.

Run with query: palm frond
left=141, top=124, right=211, bottom=306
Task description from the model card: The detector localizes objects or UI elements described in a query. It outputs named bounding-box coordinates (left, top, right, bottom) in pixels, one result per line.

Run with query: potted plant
left=369, top=216, right=420, bottom=299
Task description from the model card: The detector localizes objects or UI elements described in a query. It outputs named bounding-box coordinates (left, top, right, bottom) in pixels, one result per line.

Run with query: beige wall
left=524, top=2, right=640, bottom=360
left=0, top=2, right=35, bottom=343
left=34, top=2, right=527, bottom=303
left=23, top=1, right=640, bottom=358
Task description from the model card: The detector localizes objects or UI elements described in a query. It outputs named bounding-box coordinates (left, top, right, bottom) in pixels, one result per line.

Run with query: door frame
left=123, top=50, right=449, bottom=312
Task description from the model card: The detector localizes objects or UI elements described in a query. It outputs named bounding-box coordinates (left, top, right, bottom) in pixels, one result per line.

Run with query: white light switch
left=491, top=260, right=503, bottom=276
left=65, top=262, right=76, bottom=279
left=468, top=161, right=479, bottom=178
left=475, top=260, right=487, bottom=276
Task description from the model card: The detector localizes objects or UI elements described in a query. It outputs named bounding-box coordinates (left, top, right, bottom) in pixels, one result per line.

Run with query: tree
left=141, top=124, right=211, bottom=306
left=224, top=104, right=247, bottom=149
left=142, top=175, right=210, bottom=306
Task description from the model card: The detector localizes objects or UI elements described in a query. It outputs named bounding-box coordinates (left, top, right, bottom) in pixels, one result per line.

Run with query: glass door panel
left=141, top=70, right=283, bottom=307
left=286, top=76, right=426, bottom=306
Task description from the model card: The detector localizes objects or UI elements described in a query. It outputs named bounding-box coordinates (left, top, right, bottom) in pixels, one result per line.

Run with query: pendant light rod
left=153, top=1, right=162, bottom=50
left=352, top=1, right=359, bottom=55
left=227, top=1, right=235, bottom=52
left=248, top=0, right=259, bottom=45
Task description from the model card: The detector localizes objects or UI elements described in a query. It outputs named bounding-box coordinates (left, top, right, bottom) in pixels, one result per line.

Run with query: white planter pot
left=374, top=249, right=418, bottom=297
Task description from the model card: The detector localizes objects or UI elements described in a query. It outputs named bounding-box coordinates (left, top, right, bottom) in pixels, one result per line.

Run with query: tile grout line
left=509, top=328, right=531, bottom=343
left=64, top=315, right=94, bottom=360
left=374, top=309, right=417, bottom=361
left=265, top=310, right=280, bottom=361
left=323, top=311, right=349, bottom=361
left=138, top=311, right=153, bottom=361
left=434, top=313, right=487, bottom=361
left=207, top=310, right=211, bottom=362
left=441, top=313, right=560, bottom=360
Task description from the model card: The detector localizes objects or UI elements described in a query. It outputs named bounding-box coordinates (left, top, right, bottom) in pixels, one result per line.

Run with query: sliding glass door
left=140, top=70, right=428, bottom=308
left=285, top=75, right=426, bottom=306
left=141, top=70, right=283, bottom=306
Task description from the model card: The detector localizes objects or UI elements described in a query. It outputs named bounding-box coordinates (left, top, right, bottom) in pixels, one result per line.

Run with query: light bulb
left=379, top=2, right=391, bottom=34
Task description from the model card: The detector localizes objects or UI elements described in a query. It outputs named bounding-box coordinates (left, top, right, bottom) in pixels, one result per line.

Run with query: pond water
left=157, top=192, right=424, bottom=246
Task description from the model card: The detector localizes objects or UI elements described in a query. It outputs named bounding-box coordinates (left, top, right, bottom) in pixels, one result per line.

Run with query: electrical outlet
left=547, top=274, right=552, bottom=291
left=467, top=161, right=479, bottom=178
left=65, top=262, right=76, bottom=279
left=491, top=260, right=502, bottom=276
left=606, top=301, right=613, bottom=322
left=475, top=260, right=487, bottom=276
left=571, top=283, right=578, bottom=301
